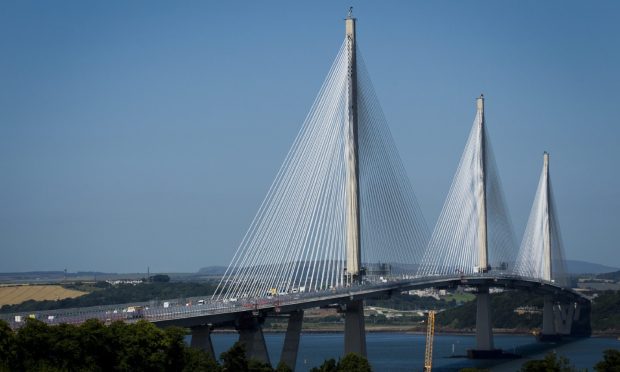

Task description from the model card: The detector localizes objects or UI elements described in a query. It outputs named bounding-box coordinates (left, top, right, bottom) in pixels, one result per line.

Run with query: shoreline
left=210, top=327, right=620, bottom=338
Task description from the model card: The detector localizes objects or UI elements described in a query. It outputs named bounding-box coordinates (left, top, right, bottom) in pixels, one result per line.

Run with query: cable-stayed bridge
left=2, top=12, right=590, bottom=368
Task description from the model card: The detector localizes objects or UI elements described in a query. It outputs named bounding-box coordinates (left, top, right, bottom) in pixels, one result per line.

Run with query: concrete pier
left=540, top=295, right=558, bottom=339
left=280, top=310, right=304, bottom=370
left=190, top=324, right=215, bottom=360
left=554, top=302, right=576, bottom=335
left=474, top=287, right=495, bottom=350
left=344, top=299, right=367, bottom=357
left=237, top=315, right=270, bottom=365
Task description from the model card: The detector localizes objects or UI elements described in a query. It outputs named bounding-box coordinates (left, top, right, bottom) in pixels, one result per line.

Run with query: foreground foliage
left=0, top=318, right=214, bottom=371
left=519, top=352, right=579, bottom=372
left=309, top=353, right=372, bottom=372
left=0, top=319, right=373, bottom=372
left=594, top=349, right=620, bottom=372
left=518, top=350, right=620, bottom=372
left=2, top=318, right=617, bottom=371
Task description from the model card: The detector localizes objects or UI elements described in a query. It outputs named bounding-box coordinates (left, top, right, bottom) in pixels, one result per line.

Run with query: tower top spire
left=477, top=93, right=485, bottom=113
left=345, top=8, right=356, bottom=40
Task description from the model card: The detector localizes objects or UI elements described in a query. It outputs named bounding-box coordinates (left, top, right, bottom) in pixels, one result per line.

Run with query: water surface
left=197, top=333, right=620, bottom=371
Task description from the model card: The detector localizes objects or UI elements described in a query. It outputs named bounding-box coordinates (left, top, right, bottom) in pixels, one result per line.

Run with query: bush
left=151, top=274, right=171, bottom=283
left=0, top=319, right=374, bottom=372
left=0, top=318, right=208, bottom=372
left=595, top=349, right=620, bottom=372
left=310, top=353, right=371, bottom=372
left=337, top=353, right=372, bottom=372
left=520, top=352, right=576, bottom=372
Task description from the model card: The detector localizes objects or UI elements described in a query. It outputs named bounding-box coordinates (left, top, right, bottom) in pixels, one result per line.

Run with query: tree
left=79, top=318, right=115, bottom=370
left=309, top=354, right=371, bottom=372
left=337, top=353, right=372, bottom=372
left=184, top=348, right=221, bottom=372
left=248, top=358, right=274, bottom=372
left=275, top=361, right=293, bottom=372
left=1, top=318, right=225, bottom=372
left=0, top=321, right=15, bottom=370
left=3, top=319, right=387, bottom=372
left=520, top=352, right=576, bottom=372
left=151, top=274, right=171, bottom=283
left=220, top=342, right=249, bottom=372
left=112, top=321, right=171, bottom=371
left=310, top=358, right=337, bottom=372
left=13, top=318, right=56, bottom=371
left=162, top=326, right=191, bottom=370
left=216, top=341, right=274, bottom=372
left=595, top=349, right=620, bottom=372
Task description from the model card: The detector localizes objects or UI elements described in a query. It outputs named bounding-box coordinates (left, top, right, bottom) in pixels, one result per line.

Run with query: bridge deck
left=0, top=274, right=588, bottom=330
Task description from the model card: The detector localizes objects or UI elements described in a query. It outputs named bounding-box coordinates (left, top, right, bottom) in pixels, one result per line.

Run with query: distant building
left=106, top=279, right=142, bottom=286
left=514, top=306, right=542, bottom=315
left=577, top=281, right=620, bottom=291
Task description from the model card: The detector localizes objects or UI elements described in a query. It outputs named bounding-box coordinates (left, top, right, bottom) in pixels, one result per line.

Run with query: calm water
left=193, top=333, right=620, bottom=371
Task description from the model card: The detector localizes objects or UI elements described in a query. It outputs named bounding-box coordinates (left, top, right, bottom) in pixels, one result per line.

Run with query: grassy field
left=0, top=285, right=88, bottom=306
left=441, top=292, right=476, bottom=303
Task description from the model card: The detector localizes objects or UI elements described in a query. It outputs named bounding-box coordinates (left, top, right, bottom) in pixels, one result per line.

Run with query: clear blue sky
left=1, top=1, right=618, bottom=273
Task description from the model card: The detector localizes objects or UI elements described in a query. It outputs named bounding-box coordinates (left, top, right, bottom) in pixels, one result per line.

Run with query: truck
left=126, top=306, right=145, bottom=319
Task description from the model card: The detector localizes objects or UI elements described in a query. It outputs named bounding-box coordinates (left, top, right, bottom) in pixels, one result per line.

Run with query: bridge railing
left=0, top=277, right=410, bottom=329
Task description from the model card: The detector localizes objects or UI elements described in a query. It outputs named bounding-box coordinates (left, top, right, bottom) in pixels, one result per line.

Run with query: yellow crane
left=424, top=310, right=436, bottom=372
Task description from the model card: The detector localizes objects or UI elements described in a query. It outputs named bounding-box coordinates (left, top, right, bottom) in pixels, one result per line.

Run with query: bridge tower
left=344, top=9, right=362, bottom=284
left=537, top=152, right=563, bottom=340
left=540, top=153, right=556, bottom=337
left=342, top=10, right=367, bottom=357
left=516, top=152, right=590, bottom=340
left=470, top=95, right=499, bottom=357
left=476, top=95, right=490, bottom=274
left=541, top=152, right=552, bottom=282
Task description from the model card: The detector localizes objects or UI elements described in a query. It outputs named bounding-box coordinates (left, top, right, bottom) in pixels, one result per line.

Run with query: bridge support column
left=237, top=315, right=271, bottom=365
left=280, top=310, right=304, bottom=371
left=468, top=286, right=500, bottom=358
left=475, top=287, right=494, bottom=350
left=190, top=325, right=215, bottom=360
left=539, top=299, right=590, bottom=341
left=553, top=302, right=576, bottom=336
left=343, top=299, right=367, bottom=357
left=538, top=295, right=560, bottom=341
left=570, top=300, right=591, bottom=337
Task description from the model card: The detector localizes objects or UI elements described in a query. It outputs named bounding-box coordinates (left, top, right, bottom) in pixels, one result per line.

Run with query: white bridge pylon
left=213, top=16, right=569, bottom=301
left=214, top=31, right=430, bottom=300
left=514, top=152, right=569, bottom=287
left=417, top=96, right=518, bottom=277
